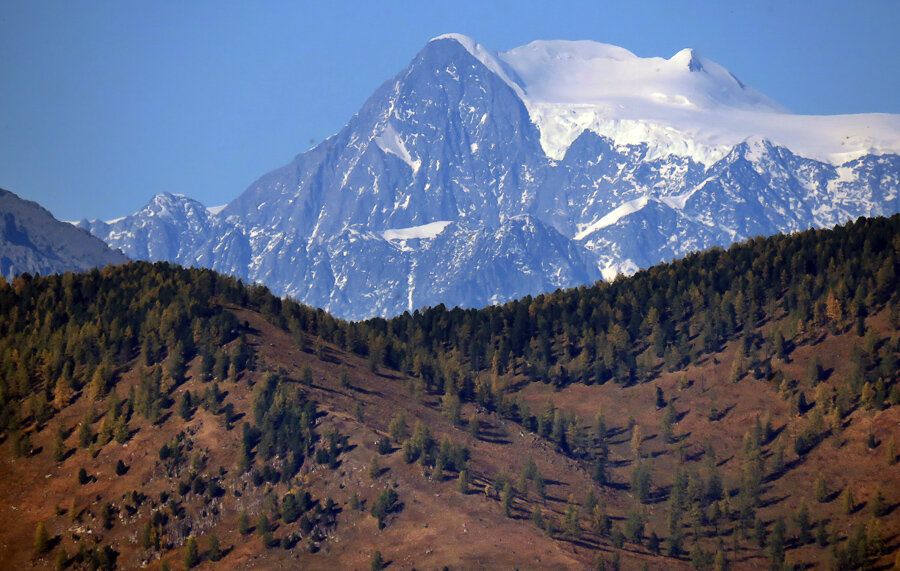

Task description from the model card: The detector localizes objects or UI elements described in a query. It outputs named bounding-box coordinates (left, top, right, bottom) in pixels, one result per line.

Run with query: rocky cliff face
left=0, top=188, right=127, bottom=279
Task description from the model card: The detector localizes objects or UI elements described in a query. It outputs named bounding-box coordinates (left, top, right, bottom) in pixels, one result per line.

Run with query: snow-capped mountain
left=0, top=188, right=127, bottom=279
left=78, top=193, right=227, bottom=264
left=85, top=35, right=900, bottom=320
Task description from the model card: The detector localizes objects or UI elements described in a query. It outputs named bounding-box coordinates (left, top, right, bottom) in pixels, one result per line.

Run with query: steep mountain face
left=0, top=188, right=127, bottom=279
left=77, top=192, right=228, bottom=264
left=85, top=35, right=900, bottom=320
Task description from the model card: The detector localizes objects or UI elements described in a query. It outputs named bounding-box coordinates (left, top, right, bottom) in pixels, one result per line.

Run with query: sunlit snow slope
left=439, top=34, right=900, bottom=165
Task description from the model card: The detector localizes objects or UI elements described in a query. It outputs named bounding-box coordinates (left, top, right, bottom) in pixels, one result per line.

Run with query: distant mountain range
left=80, top=35, right=900, bottom=320
left=0, top=188, right=127, bottom=279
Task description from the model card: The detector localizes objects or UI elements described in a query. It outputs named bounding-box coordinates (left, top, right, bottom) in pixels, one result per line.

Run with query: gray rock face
left=85, top=37, right=900, bottom=320
left=0, top=189, right=128, bottom=279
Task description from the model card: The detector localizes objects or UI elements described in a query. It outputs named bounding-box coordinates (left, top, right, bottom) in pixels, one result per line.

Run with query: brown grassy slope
left=0, top=302, right=896, bottom=570
left=511, top=308, right=900, bottom=570
left=0, top=305, right=677, bottom=570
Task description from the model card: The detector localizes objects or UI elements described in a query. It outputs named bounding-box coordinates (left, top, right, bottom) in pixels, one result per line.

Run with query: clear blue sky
left=1, top=0, right=898, bottom=221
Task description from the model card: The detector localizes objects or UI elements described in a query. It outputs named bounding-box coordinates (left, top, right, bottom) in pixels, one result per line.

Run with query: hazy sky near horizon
left=1, top=1, right=898, bottom=221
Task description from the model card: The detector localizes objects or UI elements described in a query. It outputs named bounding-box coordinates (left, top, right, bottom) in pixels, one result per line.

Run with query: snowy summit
left=433, top=34, right=900, bottom=164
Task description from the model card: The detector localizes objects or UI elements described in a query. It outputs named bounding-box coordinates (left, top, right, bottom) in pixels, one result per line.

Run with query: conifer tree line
left=275, top=215, right=900, bottom=428
left=1, top=215, right=897, bottom=447
left=354, top=214, right=898, bottom=393
left=0, top=263, right=263, bottom=438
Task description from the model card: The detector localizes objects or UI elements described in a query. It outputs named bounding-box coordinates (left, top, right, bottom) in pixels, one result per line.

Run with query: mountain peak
left=0, top=188, right=127, bottom=278
left=424, top=33, right=521, bottom=92
left=429, top=33, right=477, bottom=48
left=669, top=47, right=705, bottom=72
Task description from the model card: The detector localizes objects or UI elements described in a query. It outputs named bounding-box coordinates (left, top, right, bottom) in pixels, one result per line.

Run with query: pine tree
left=631, top=462, right=651, bottom=503
left=630, top=424, right=643, bottom=459
left=592, top=502, right=610, bottom=536
left=368, top=456, right=381, bottom=480
left=208, top=533, right=222, bottom=562
left=796, top=502, right=812, bottom=544
left=370, top=550, right=385, bottom=571
left=88, top=367, right=106, bottom=401
left=624, top=509, right=643, bottom=545
left=184, top=536, right=199, bottom=569
left=841, top=487, right=855, bottom=514
left=178, top=390, right=192, bottom=421
left=767, top=517, right=786, bottom=567
left=140, top=521, right=153, bottom=549
left=282, top=492, right=301, bottom=523
left=458, top=469, right=469, bottom=494
left=53, top=375, right=72, bottom=409
left=238, top=510, right=251, bottom=535
left=870, top=487, right=886, bottom=517
left=52, top=425, right=66, bottom=462
left=814, top=475, right=829, bottom=503
left=54, top=546, right=67, bottom=570
left=562, top=500, right=580, bottom=539
left=257, top=513, right=270, bottom=536
left=501, top=482, right=514, bottom=518
left=300, top=365, right=313, bottom=386
left=34, top=521, right=49, bottom=554
left=371, top=488, right=399, bottom=529
left=77, top=421, right=92, bottom=448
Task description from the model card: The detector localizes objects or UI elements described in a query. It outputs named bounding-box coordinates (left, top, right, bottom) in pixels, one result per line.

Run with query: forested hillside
left=0, top=215, right=898, bottom=569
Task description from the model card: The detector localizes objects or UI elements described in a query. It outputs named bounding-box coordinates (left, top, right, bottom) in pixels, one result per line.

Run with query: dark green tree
left=208, top=533, right=222, bottom=562
left=370, top=550, right=385, bottom=571
left=34, top=521, right=49, bottom=554
left=184, top=536, right=199, bottom=569
left=371, top=488, right=399, bottom=529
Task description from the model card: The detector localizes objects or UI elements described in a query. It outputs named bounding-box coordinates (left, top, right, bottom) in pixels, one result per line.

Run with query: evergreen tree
left=34, top=521, right=49, bottom=554
left=814, top=475, right=829, bottom=503
left=77, top=421, right=93, bottom=449
left=52, top=426, right=66, bottom=462
left=458, top=469, right=469, bottom=494
left=371, top=488, right=399, bottom=529
left=368, top=456, right=381, bottom=480
left=208, top=533, right=222, bottom=562
left=630, top=424, right=643, bottom=459
left=563, top=498, right=581, bottom=539
left=841, top=487, right=855, bottom=514
left=184, top=536, right=199, bottom=569
left=624, top=509, right=644, bottom=545
left=501, top=482, right=514, bottom=518
left=178, top=390, right=192, bottom=421
left=256, top=513, right=270, bottom=536
left=767, top=517, right=786, bottom=567
left=796, top=502, right=812, bottom=544
left=282, top=492, right=301, bottom=523
left=370, top=550, right=385, bottom=571
left=631, top=462, right=652, bottom=503
left=54, top=546, right=67, bottom=570
left=238, top=510, right=251, bottom=535
left=870, top=487, right=886, bottom=517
